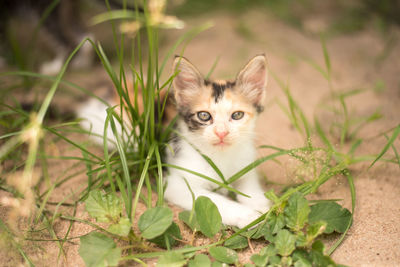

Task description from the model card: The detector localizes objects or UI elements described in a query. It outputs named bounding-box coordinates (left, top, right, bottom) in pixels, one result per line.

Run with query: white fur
left=77, top=98, right=121, bottom=149
left=39, top=54, right=65, bottom=75
left=164, top=96, right=271, bottom=228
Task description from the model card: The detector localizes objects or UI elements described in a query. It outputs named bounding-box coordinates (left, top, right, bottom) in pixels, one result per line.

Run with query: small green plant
left=80, top=189, right=351, bottom=266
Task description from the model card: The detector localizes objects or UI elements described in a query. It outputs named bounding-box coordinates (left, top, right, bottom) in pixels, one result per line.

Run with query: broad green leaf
left=179, top=210, right=200, bottom=231
left=267, top=212, right=285, bottom=234
left=259, top=244, right=277, bottom=257
left=309, top=202, right=351, bottom=234
left=138, top=207, right=173, bottom=239
left=244, top=264, right=256, bottom=267
left=195, top=196, right=222, bottom=238
left=188, top=254, right=211, bottom=267
left=157, top=252, right=186, bottom=267
left=311, top=240, right=325, bottom=253
left=284, top=192, right=310, bottom=232
left=251, top=222, right=270, bottom=239
left=296, top=232, right=307, bottom=247
left=85, top=190, right=122, bottom=223
left=310, top=241, right=335, bottom=267
left=269, top=255, right=281, bottom=265
left=293, top=249, right=312, bottom=267
left=250, top=254, right=269, bottom=267
left=264, top=230, right=275, bottom=243
left=275, top=229, right=296, bottom=257
left=150, top=222, right=182, bottom=248
left=107, top=217, right=131, bottom=237
left=224, top=235, right=248, bottom=249
left=79, top=232, right=121, bottom=267
left=295, top=257, right=312, bottom=267
left=209, top=246, right=238, bottom=264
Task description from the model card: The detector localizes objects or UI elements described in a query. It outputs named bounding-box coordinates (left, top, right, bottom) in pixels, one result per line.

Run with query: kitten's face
left=173, top=55, right=268, bottom=149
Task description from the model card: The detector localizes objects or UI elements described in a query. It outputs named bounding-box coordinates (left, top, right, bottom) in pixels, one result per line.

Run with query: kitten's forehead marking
left=205, top=80, right=236, bottom=103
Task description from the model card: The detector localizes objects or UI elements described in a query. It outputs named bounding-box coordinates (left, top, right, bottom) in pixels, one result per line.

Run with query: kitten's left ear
left=172, top=56, right=204, bottom=107
left=236, top=54, right=268, bottom=111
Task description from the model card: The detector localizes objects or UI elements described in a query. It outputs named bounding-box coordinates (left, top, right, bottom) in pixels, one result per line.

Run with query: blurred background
left=1, top=0, right=399, bottom=74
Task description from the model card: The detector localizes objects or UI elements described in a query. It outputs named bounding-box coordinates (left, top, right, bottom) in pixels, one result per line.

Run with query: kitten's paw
left=252, top=197, right=272, bottom=213
left=238, top=194, right=272, bottom=214
left=232, top=208, right=262, bottom=229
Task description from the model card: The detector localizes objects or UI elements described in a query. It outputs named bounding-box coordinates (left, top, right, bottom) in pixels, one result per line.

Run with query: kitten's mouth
left=213, top=140, right=231, bottom=147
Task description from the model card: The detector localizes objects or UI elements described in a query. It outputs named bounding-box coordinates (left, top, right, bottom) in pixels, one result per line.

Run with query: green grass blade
left=163, top=163, right=248, bottom=197
left=0, top=219, right=35, bottom=267
left=205, top=55, right=221, bottom=79
left=349, top=139, right=362, bottom=155
left=369, top=124, right=400, bottom=168
left=227, top=147, right=309, bottom=185
left=132, top=143, right=156, bottom=222
left=158, top=21, right=214, bottom=77
left=303, top=58, right=329, bottom=81
left=321, top=35, right=331, bottom=77
left=44, top=127, right=102, bottom=161
left=102, top=113, right=117, bottom=194
left=315, top=117, right=335, bottom=151
left=200, top=153, right=226, bottom=184
left=108, top=108, right=132, bottom=217
left=155, top=146, right=164, bottom=206
left=0, top=71, right=108, bottom=104
left=90, top=10, right=141, bottom=25
left=385, top=134, right=400, bottom=168
left=37, top=37, right=93, bottom=123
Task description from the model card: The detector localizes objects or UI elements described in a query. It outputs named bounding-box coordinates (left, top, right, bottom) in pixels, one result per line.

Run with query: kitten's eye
left=231, top=111, right=244, bottom=120
left=197, top=111, right=212, bottom=122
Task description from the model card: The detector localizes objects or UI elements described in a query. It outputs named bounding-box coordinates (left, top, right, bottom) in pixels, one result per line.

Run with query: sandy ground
left=1, top=7, right=400, bottom=267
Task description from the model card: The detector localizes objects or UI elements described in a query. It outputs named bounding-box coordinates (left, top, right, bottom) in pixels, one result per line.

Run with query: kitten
left=77, top=54, right=271, bottom=228
left=164, top=55, right=271, bottom=228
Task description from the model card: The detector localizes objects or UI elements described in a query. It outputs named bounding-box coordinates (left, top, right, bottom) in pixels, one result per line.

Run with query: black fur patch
left=169, top=134, right=181, bottom=155
left=211, top=81, right=235, bottom=103
left=181, top=109, right=208, bottom=132
left=255, top=105, right=264, bottom=113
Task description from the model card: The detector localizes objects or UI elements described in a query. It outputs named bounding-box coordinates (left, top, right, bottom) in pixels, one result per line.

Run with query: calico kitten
left=77, top=54, right=271, bottom=228
left=164, top=55, right=271, bottom=228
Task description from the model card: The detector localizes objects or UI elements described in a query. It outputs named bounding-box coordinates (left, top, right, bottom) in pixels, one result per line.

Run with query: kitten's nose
left=214, top=130, right=229, bottom=140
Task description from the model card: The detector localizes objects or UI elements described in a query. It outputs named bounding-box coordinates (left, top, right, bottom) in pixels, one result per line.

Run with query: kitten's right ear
left=173, top=56, right=204, bottom=106
left=235, top=54, right=268, bottom=112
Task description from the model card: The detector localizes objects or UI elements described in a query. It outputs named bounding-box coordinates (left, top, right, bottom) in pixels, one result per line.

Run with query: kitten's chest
left=210, top=153, right=246, bottom=179
left=168, top=140, right=257, bottom=189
